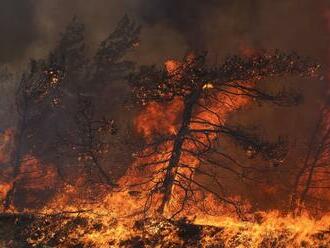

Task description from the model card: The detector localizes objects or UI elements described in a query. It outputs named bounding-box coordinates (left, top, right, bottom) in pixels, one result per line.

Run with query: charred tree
left=290, top=102, right=330, bottom=215
left=3, top=17, right=87, bottom=209
left=53, top=15, right=140, bottom=188
left=4, top=60, right=65, bottom=210
left=56, top=95, right=117, bottom=187
left=4, top=15, right=140, bottom=210
left=129, top=52, right=319, bottom=217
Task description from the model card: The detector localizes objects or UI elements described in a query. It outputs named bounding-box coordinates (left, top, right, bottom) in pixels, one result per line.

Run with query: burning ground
left=0, top=1, right=330, bottom=248
left=0, top=212, right=330, bottom=247
left=0, top=51, right=328, bottom=247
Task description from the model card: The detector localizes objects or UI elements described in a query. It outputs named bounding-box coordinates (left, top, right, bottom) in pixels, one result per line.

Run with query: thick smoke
left=1, top=0, right=328, bottom=65
left=0, top=0, right=329, bottom=211
left=0, top=0, right=328, bottom=148
left=0, top=0, right=328, bottom=154
left=0, top=0, right=39, bottom=63
left=135, top=0, right=226, bottom=49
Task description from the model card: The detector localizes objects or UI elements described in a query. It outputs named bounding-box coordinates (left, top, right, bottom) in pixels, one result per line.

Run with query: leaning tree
left=56, top=95, right=118, bottom=187
left=129, top=51, right=319, bottom=217
left=3, top=17, right=88, bottom=210
left=4, top=59, right=65, bottom=209
left=4, top=15, right=140, bottom=210
left=290, top=97, right=330, bottom=215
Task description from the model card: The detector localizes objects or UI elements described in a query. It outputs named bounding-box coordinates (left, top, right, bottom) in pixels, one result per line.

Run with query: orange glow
left=130, top=57, right=255, bottom=216
left=239, top=41, right=257, bottom=58
left=165, top=60, right=182, bottom=76
left=17, top=155, right=58, bottom=190
left=0, top=57, right=328, bottom=247
left=0, top=128, right=14, bottom=164
left=135, top=98, right=183, bottom=138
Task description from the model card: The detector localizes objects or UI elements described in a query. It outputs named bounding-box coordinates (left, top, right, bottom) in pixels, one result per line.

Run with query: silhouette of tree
left=129, top=51, right=319, bottom=217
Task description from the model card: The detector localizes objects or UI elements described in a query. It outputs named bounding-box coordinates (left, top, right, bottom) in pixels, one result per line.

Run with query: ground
left=0, top=213, right=329, bottom=247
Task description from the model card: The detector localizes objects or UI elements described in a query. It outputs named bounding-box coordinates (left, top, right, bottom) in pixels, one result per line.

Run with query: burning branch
left=291, top=104, right=330, bottom=214
left=2, top=15, right=140, bottom=210
left=4, top=60, right=65, bottom=210
left=129, top=51, right=319, bottom=217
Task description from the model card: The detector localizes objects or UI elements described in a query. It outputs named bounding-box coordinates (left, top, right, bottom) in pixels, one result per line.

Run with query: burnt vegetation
left=2, top=15, right=140, bottom=210
left=0, top=14, right=329, bottom=248
left=129, top=52, right=319, bottom=217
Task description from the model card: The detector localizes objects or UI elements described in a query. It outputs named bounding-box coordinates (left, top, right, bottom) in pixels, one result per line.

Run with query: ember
left=0, top=2, right=329, bottom=248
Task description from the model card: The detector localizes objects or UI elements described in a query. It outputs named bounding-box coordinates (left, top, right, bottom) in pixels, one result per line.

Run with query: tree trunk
left=158, top=89, right=201, bottom=214
left=4, top=106, right=27, bottom=210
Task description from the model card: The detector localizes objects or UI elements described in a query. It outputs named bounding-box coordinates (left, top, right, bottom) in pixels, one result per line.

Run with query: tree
left=90, top=15, right=140, bottom=94
left=56, top=95, right=117, bottom=187
left=4, top=15, right=140, bottom=210
left=3, top=17, right=88, bottom=209
left=4, top=59, right=65, bottom=209
left=129, top=51, right=319, bottom=217
left=290, top=101, right=330, bottom=215
left=52, top=15, right=140, bottom=188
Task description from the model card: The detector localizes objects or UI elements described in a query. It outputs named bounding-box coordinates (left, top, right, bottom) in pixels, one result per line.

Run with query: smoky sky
left=136, top=0, right=229, bottom=48
left=0, top=0, right=328, bottom=66
left=0, top=0, right=329, bottom=209
left=0, top=0, right=39, bottom=63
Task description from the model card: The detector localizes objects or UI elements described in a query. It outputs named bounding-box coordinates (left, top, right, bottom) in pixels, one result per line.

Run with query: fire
left=165, top=60, right=182, bottom=76
left=166, top=90, right=252, bottom=216
left=195, top=211, right=330, bottom=248
left=128, top=56, right=256, bottom=217
left=135, top=98, right=183, bottom=137
left=0, top=182, right=12, bottom=203
left=16, top=155, right=58, bottom=190
left=202, top=83, right=214, bottom=90
left=0, top=128, right=14, bottom=164
left=0, top=55, right=327, bottom=247
left=0, top=129, right=14, bottom=205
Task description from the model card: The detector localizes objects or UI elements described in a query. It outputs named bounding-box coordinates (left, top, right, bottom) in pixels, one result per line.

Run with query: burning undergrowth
left=0, top=212, right=330, bottom=247
left=0, top=13, right=329, bottom=248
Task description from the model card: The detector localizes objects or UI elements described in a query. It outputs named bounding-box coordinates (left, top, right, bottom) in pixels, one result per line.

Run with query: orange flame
left=0, top=129, right=14, bottom=164
left=135, top=99, right=183, bottom=138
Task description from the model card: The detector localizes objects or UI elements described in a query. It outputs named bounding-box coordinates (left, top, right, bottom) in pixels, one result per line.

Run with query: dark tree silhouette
left=56, top=95, right=117, bottom=186
left=291, top=101, right=330, bottom=215
left=129, top=52, right=319, bottom=217
left=4, top=59, right=65, bottom=209
left=4, top=15, right=140, bottom=209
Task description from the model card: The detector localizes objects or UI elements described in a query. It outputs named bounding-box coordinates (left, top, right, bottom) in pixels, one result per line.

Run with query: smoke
left=0, top=0, right=328, bottom=147
left=0, top=0, right=329, bottom=210
left=0, top=0, right=328, bottom=141
left=1, top=0, right=328, bottom=66
left=134, top=0, right=226, bottom=49
left=0, top=0, right=39, bottom=63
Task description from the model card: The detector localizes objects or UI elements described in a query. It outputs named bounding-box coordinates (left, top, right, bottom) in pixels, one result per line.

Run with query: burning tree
left=56, top=95, right=117, bottom=187
left=52, top=15, right=140, bottom=188
left=291, top=100, right=330, bottom=215
left=129, top=52, right=319, bottom=217
left=3, top=15, right=140, bottom=210
left=4, top=59, right=65, bottom=209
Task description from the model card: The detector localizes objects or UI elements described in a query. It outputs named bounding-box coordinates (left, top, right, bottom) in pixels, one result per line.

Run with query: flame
left=202, top=83, right=214, bottom=90
left=0, top=182, right=12, bottom=203
left=0, top=57, right=329, bottom=247
left=135, top=98, right=183, bottom=137
left=165, top=60, right=182, bottom=76
left=0, top=129, right=14, bottom=164
left=0, top=129, right=14, bottom=206
left=129, top=57, right=255, bottom=216
left=165, top=84, right=253, bottom=215
left=195, top=211, right=330, bottom=248
left=16, top=155, right=58, bottom=190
